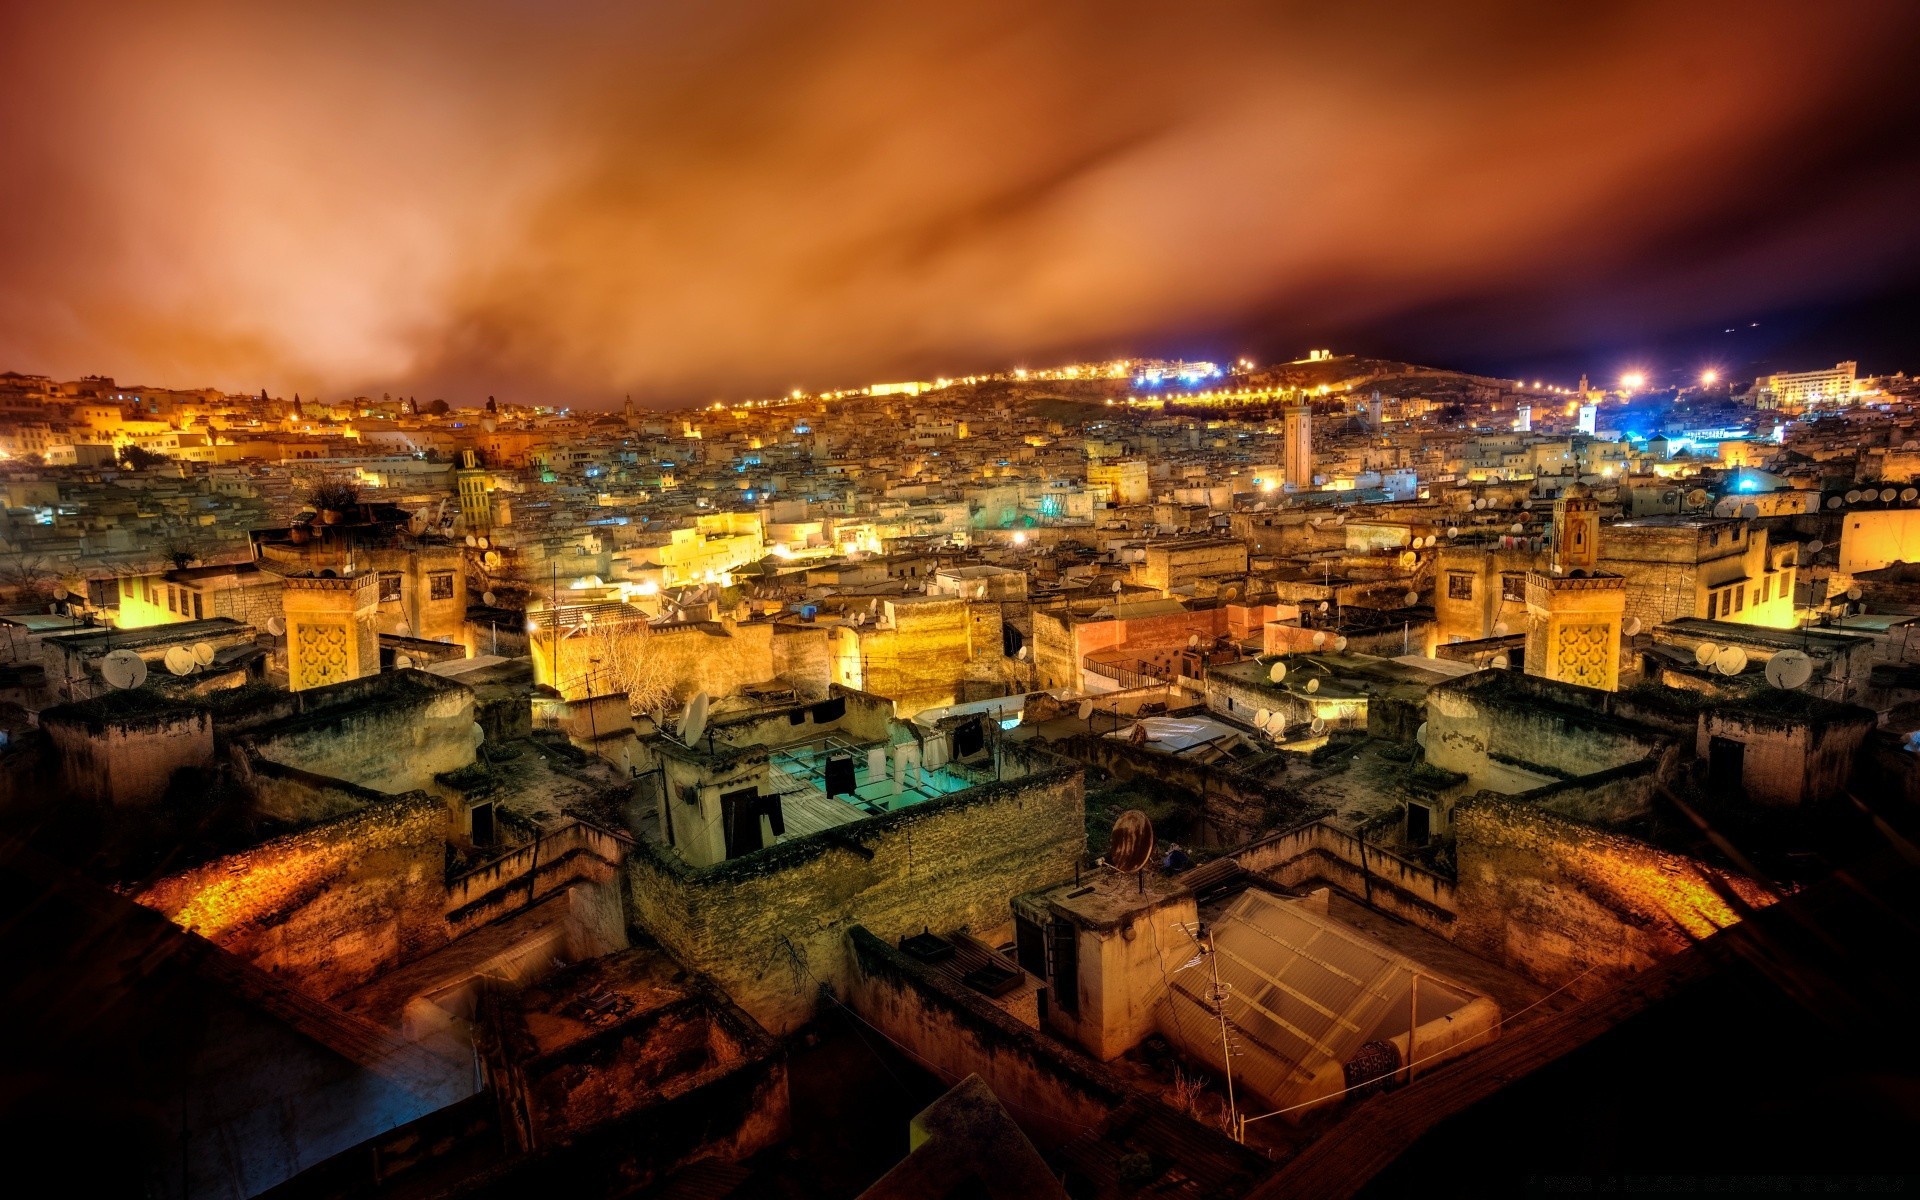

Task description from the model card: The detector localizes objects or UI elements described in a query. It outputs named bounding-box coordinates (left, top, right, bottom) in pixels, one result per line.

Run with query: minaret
left=1515, top=402, right=1532, bottom=433
left=1283, top=398, right=1313, bottom=492
left=1524, top=482, right=1626, bottom=690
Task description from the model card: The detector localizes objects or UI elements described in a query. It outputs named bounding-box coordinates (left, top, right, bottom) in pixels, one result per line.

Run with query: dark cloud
left=1, top=1, right=1915, bottom=405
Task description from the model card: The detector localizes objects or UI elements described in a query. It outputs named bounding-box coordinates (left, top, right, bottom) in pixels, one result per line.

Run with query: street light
left=1700, top=369, right=1719, bottom=386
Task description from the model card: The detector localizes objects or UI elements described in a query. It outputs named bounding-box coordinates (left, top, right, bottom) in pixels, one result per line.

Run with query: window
left=1448, top=572, right=1474, bottom=601
left=166, top=587, right=177, bottom=614
left=429, top=571, right=455, bottom=601
left=379, top=572, right=403, bottom=603
left=1707, top=592, right=1718, bottom=619
left=1762, top=577, right=1771, bottom=603
left=122, top=578, right=132, bottom=599
left=1733, top=588, right=1744, bottom=613
left=1501, top=573, right=1526, bottom=602
left=192, top=593, right=203, bottom=620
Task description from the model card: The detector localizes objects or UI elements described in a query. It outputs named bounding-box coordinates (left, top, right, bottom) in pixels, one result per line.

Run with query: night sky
left=3, top=1, right=1917, bottom=406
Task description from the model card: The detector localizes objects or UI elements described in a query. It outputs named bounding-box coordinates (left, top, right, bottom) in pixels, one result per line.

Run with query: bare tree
left=586, top=616, right=676, bottom=718
left=0, top=551, right=59, bottom=602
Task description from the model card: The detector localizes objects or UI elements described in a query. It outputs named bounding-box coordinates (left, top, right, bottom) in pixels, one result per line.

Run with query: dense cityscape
left=6, top=3, right=1920, bottom=1197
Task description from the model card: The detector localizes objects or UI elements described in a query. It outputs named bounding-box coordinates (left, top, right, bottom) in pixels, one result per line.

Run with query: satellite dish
left=1334, top=635, right=1349, bottom=651
left=266, top=616, right=286, bottom=636
left=394, top=654, right=414, bottom=670
left=680, top=691, right=711, bottom=745
left=1807, top=540, right=1824, bottom=555
left=1255, top=708, right=1272, bottom=730
left=1687, top=489, right=1710, bottom=507
left=163, top=646, right=196, bottom=676
left=1826, top=496, right=1843, bottom=509
left=1766, top=650, right=1814, bottom=690
left=1693, top=642, right=1719, bottom=668
left=1305, top=678, right=1320, bottom=694
left=101, top=650, right=146, bottom=690
left=1904, top=489, right=1918, bottom=503
left=1112, top=580, right=1124, bottom=594
left=1016, top=645, right=1029, bottom=661
left=1077, top=700, right=1095, bottom=721
left=1522, top=499, right=1535, bottom=511
left=1846, top=490, right=1863, bottom=503
left=1511, top=522, right=1525, bottom=534
left=1309, top=715, right=1327, bottom=734
left=1714, top=646, right=1748, bottom=676
left=1108, top=810, right=1157, bottom=875
left=1312, top=631, right=1327, bottom=648
left=52, top=585, right=68, bottom=601
left=191, top=641, right=215, bottom=667
left=1317, top=601, right=1330, bottom=613
left=1415, top=722, right=1427, bottom=746
left=1741, top=503, right=1760, bottom=519
left=1493, top=620, right=1511, bottom=635
left=1404, top=591, right=1420, bottom=607
left=1847, top=585, right=1863, bottom=601
left=477, top=536, right=490, bottom=549
left=465, top=534, right=477, bottom=547
left=1268, top=662, right=1288, bottom=683
left=1623, top=616, right=1643, bottom=637
left=484, top=550, right=501, bottom=567
left=483, top=590, right=498, bottom=606
left=1883, top=488, right=1900, bottom=502
left=1491, top=653, right=1510, bottom=669
left=1447, top=527, right=1459, bottom=538
left=1188, top=633, right=1200, bottom=648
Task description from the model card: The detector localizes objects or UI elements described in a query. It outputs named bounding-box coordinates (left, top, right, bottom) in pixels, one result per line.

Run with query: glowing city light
left=1700, top=369, right=1719, bottom=385
left=1620, top=372, right=1647, bottom=391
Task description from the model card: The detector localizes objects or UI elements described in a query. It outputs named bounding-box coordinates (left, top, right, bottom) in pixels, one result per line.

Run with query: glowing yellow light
left=1012, top=531, right=1028, bottom=545
left=1621, top=372, right=1647, bottom=391
left=1700, top=370, right=1719, bottom=385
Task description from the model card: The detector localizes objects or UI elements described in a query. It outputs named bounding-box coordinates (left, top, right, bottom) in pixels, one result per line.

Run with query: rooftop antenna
left=1268, top=661, right=1287, bottom=684
left=1310, top=715, right=1327, bottom=735
left=1714, top=646, right=1748, bottom=676
left=163, top=646, right=196, bottom=676
left=101, top=649, right=147, bottom=690
left=191, top=641, right=215, bottom=668
left=1765, top=649, right=1813, bottom=690
left=1172, top=918, right=1242, bottom=1142
left=394, top=654, right=414, bottom=671
left=681, top=690, right=711, bottom=747
left=1108, top=809, right=1156, bottom=895
left=1305, top=678, right=1320, bottom=694
left=1693, top=642, right=1719, bottom=668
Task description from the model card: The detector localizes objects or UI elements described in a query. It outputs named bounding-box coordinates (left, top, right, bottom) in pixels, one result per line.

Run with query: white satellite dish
left=484, top=551, right=501, bottom=567
left=1317, top=601, right=1330, bottom=613
left=1714, top=646, right=1748, bottom=676
left=1269, top=713, right=1287, bottom=737
left=163, top=646, right=196, bottom=676
left=1766, top=650, right=1814, bottom=690
left=1883, top=488, right=1899, bottom=502
left=1493, top=620, right=1511, bottom=635
left=1447, top=527, right=1459, bottom=538
left=1511, top=522, right=1525, bottom=534
left=1905, top=489, right=1919, bottom=503
left=266, top=616, right=286, bottom=636
left=1826, top=496, right=1842, bottom=510
left=1522, top=499, right=1535, bottom=511
left=1077, top=700, right=1095, bottom=721
left=1693, top=642, right=1719, bottom=668
left=477, top=536, right=490, bottom=549
left=483, top=591, right=498, bottom=606
left=1268, top=662, right=1288, bottom=684
left=101, top=649, right=146, bottom=690
left=1112, top=580, right=1124, bottom=594
left=1846, top=490, right=1863, bottom=504
left=1741, top=503, right=1760, bottom=519
left=1188, top=633, right=1200, bottom=648
left=1806, top=540, right=1824, bottom=555
left=465, top=534, right=477, bottom=547
left=1623, top=616, right=1642, bottom=637
left=1334, top=635, right=1349, bottom=651
left=1255, top=708, right=1272, bottom=730
left=1305, top=678, right=1320, bottom=694
left=1415, top=722, right=1427, bottom=746
left=52, top=585, right=68, bottom=601
left=1309, top=715, right=1327, bottom=734
left=191, top=641, right=215, bottom=667
left=1491, top=653, right=1510, bottom=669
left=681, top=691, right=711, bottom=745
left=1312, top=631, right=1327, bottom=648
left=394, top=654, right=414, bottom=670
left=1686, top=489, right=1710, bottom=507
left=1016, top=645, right=1028, bottom=661
left=1404, top=591, right=1420, bottom=607
left=1847, top=585, right=1863, bottom=601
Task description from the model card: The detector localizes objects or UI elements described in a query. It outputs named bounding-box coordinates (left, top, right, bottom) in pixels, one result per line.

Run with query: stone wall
left=135, top=793, right=451, bottom=999
left=625, top=767, right=1086, bottom=1034
left=1055, top=732, right=1294, bottom=847
left=1425, top=671, right=1675, bottom=789
left=771, top=623, right=832, bottom=697
left=1451, top=794, right=1774, bottom=996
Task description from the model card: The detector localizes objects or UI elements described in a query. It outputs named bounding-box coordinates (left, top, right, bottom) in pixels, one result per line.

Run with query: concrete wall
left=136, top=794, right=451, bottom=999
left=1237, top=821, right=1458, bottom=935
left=626, top=767, right=1086, bottom=1034
left=237, top=671, right=480, bottom=794
left=1451, top=794, right=1774, bottom=996
left=43, top=704, right=214, bottom=806
left=1696, top=708, right=1871, bottom=806
left=1055, top=732, right=1294, bottom=847
left=1425, top=672, right=1673, bottom=791
left=845, top=928, right=1130, bottom=1150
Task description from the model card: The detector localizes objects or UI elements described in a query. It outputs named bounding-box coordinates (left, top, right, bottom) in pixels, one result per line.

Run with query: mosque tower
left=1523, top=482, right=1627, bottom=691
